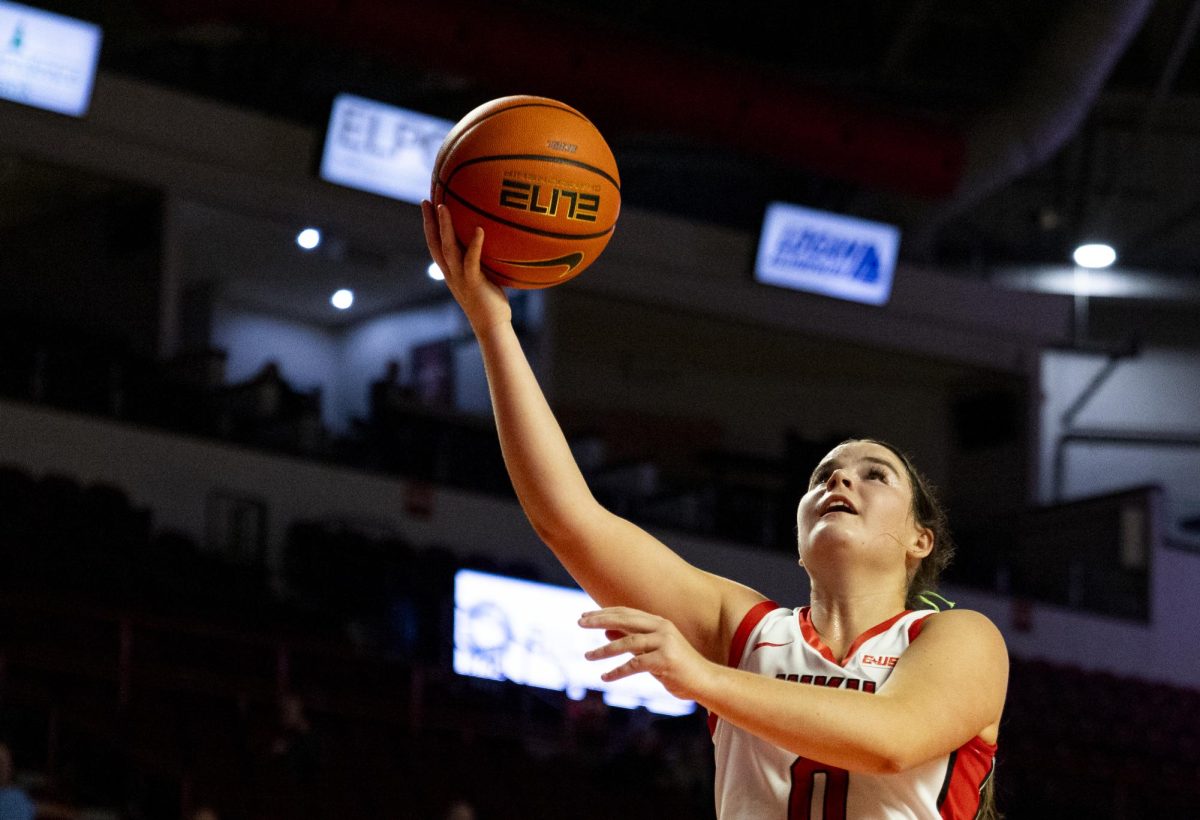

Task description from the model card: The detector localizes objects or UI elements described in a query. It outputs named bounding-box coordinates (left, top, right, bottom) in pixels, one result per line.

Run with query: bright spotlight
left=1072, top=243, right=1116, bottom=269
left=331, top=288, right=354, bottom=310
left=427, top=262, right=445, bottom=281
left=296, top=227, right=322, bottom=250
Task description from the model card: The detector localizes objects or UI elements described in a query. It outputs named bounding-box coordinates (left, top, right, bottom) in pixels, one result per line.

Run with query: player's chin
left=806, top=520, right=861, bottom=549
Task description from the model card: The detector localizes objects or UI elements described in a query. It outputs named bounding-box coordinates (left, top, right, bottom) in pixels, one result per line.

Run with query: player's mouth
left=819, top=495, right=858, bottom=516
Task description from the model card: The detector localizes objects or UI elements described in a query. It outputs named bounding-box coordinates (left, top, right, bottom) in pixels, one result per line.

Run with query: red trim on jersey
left=797, top=607, right=914, bottom=667
left=938, top=735, right=998, bottom=819
left=707, top=599, right=780, bottom=736
left=729, top=600, right=781, bottom=667
left=907, top=611, right=932, bottom=643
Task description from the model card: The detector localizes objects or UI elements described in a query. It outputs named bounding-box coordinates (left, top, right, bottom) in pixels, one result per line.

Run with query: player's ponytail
left=977, top=768, right=1002, bottom=820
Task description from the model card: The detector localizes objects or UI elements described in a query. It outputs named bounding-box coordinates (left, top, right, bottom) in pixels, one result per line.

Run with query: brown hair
left=978, top=773, right=1002, bottom=820
left=837, top=439, right=956, bottom=610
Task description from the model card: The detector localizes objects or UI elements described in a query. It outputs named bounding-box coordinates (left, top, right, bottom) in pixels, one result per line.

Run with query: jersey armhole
left=728, top=599, right=782, bottom=667
left=709, top=600, right=780, bottom=736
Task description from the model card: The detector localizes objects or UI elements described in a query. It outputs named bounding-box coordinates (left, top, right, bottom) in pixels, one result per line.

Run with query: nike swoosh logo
left=493, top=251, right=585, bottom=277
left=751, top=641, right=794, bottom=651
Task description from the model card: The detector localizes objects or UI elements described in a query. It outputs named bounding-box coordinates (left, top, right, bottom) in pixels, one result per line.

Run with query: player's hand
left=421, top=200, right=511, bottom=335
left=579, top=607, right=718, bottom=703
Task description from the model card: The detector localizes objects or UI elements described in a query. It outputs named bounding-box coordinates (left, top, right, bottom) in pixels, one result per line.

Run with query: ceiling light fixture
left=331, top=288, right=354, bottom=310
left=296, top=227, right=322, bottom=250
left=1072, top=243, right=1116, bottom=269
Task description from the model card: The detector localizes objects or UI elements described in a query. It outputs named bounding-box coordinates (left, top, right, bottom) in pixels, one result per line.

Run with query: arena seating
left=1, top=465, right=1197, bottom=818
left=0, top=318, right=1190, bottom=817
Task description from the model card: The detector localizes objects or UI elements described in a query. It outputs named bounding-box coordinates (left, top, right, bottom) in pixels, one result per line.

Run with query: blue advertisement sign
left=755, top=202, right=900, bottom=306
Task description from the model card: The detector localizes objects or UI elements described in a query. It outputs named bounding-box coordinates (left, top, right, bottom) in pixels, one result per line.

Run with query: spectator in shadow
left=369, top=359, right=422, bottom=473
left=242, top=361, right=286, bottom=420
left=269, top=692, right=320, bottom=787
left=443, top=798, right=477, bottom=820
left=368, top=358, right=444, bottom=477
left=254, top=692, right=322, bottom=819
left=0, top=741, right=35, bottom=820
left=222, top=362, right=324, bottom=453
left=369, top=359, right=415, bottom=427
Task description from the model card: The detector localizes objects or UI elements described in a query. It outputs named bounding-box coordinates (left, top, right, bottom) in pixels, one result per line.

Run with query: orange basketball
left=431, top=95, right=621, bottom=289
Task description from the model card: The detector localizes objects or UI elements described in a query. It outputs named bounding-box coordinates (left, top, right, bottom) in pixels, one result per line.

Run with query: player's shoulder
left=913, top=607, right=1008, bottom=653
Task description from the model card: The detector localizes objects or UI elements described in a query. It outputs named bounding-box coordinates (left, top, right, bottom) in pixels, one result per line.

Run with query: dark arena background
left=2, top=1, right=1200, bottom=818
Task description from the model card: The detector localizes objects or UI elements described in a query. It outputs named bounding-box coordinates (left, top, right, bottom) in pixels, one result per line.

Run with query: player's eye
left=866, top=466, right=889, bottom=482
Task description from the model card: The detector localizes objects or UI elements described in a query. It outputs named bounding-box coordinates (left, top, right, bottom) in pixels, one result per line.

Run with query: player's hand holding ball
left=421, top=201, right=511, bottom=336
left=428, top=95, right=620, bottom=290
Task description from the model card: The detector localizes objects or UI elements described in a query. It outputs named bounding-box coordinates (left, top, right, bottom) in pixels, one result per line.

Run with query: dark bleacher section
left=2, top=465, right=1199, bottom=818
left=0, top=315, right=1157, bottom=620
left=1001, top=657, right=1200, bottom=817
left=1, top=317, right=1192, bottom=816
left=0, top=313, right=861, bottom=552
left=952, top=486, right=1157, bottom=622
left=0, top=465, right=712, bottom=818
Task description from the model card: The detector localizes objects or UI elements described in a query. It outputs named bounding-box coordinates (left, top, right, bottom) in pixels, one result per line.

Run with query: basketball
left=431, top=95, right=621, bottom=289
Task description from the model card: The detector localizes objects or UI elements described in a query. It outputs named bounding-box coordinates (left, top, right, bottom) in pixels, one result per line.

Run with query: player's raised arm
left=421, top=201, right=764, bottom=662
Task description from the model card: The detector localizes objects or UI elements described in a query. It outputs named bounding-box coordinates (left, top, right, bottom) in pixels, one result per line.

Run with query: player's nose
left=825, top=468, right=852, bottom=489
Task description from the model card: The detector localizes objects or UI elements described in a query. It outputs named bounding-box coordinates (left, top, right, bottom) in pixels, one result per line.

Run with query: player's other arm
left=422, top=202, right=765, bottom=662
left=693, top=609, right=1009, bottom=773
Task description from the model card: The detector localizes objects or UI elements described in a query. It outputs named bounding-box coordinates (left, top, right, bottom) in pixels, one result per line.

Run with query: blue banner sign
left=755, top=201, right=900, bottom=306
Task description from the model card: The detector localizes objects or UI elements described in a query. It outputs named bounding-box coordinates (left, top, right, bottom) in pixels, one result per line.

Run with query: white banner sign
left=0, top=1, right=102, bottom=117
left=320, top=93, right=454, bottom=205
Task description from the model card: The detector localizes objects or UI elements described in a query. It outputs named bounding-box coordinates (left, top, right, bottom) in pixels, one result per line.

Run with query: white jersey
left=711, top=602, right=996, bottom=819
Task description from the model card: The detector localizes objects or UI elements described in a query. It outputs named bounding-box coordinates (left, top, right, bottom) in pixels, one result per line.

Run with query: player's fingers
left=599, top=653, right=651, bottom=683
left=463, top=227, right=485, bottom=275
left=585, top=633, right=655, bottom=662
left=580, top=606, right=647, bottom=623
left=579, top=607, right=663, bottom=634
left=436, top=204, right=464, bottom=271
left=420, top=201, right=450, bottom=273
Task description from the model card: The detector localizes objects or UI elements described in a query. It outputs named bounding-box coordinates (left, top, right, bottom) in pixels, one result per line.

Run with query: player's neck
left=807, top=585, right=907, bottom=661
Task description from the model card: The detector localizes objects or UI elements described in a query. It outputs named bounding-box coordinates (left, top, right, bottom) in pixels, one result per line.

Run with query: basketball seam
left=441, top=186, right=616, bottom=241
left=481, top=260, right=554, bottom=288
left=459, top=102, right=595, bottom=136
left=435, top=101, right=598, bottom=181
left=434, top=100, right=614, bottom=189
left=445, top=154, right=621, bottom=192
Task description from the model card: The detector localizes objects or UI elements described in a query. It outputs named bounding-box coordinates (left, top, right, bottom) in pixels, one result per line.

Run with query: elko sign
left=754, top=201, right=900, bottom=307
left=319, top=93, right=453, bottom=205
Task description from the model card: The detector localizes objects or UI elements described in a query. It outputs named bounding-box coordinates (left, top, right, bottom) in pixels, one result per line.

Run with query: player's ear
left=910, top=526, right=933, bottom=560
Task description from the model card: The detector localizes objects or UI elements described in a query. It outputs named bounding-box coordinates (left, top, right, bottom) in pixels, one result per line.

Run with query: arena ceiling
left=14, top=0, right=1200, bottom=346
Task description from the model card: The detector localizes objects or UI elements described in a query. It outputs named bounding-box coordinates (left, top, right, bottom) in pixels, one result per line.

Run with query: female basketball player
left=421, top=202, right=1008, bottom=819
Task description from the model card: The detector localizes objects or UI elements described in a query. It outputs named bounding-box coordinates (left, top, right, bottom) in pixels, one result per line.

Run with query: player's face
left=796, top=441, right=928, bottom=570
